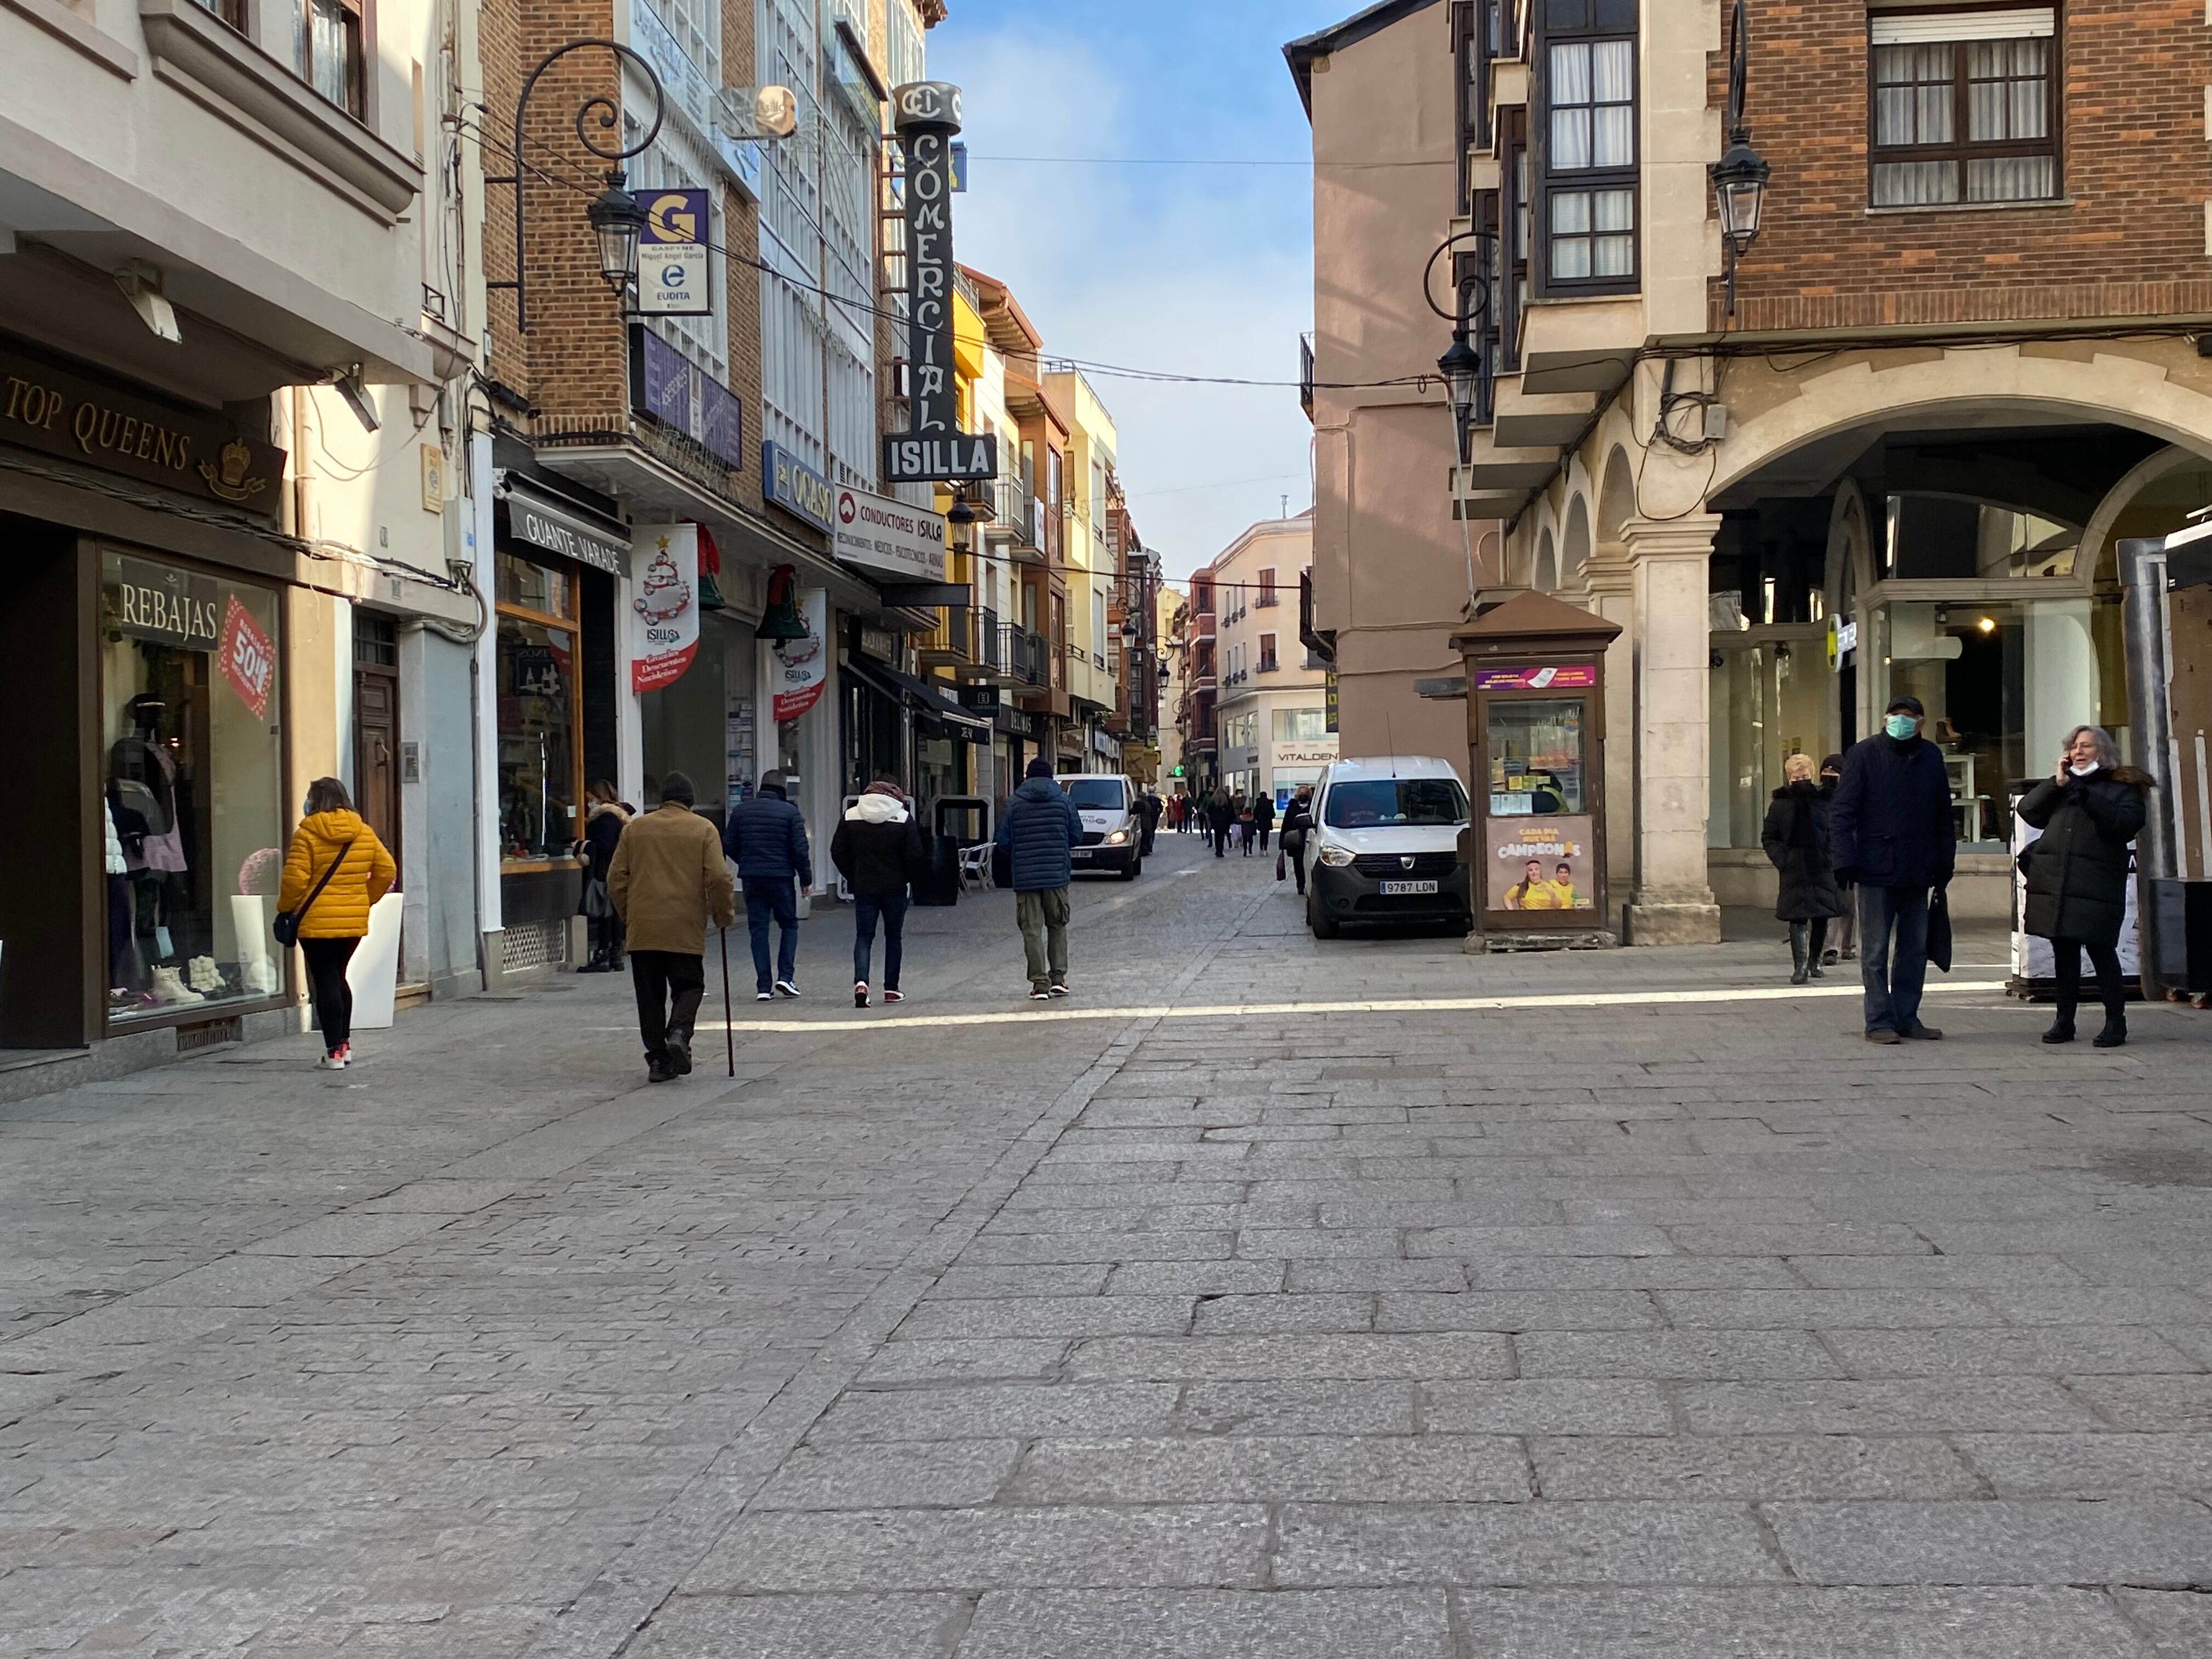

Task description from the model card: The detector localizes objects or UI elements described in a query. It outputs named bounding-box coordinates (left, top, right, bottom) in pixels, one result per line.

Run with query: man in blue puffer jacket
left=723, top=770, right=813, bottom=999
left=996, top=758, right=1082, bottom=1001
left=1830, top=695, right=1957, bottom=1045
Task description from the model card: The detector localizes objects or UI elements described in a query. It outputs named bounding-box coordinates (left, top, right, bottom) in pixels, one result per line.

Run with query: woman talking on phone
left=2016, top=725, right=2152, bottom=1048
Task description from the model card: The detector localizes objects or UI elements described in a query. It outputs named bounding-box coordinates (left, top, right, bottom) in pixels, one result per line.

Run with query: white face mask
left=2069, top=762, right=2098, bottom=777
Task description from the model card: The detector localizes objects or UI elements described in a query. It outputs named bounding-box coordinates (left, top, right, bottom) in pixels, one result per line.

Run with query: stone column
left=1580, top=539, right=1637, bottom=901
left=1623, top=514, right=1723, bottom=945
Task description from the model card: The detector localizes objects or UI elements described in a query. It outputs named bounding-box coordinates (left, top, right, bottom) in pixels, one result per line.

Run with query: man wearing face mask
left=1829, top=695, right=1957, bottom=1045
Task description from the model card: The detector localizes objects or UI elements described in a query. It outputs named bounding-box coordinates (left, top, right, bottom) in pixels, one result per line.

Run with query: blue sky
left=927, top=0, right=1358, bottom=580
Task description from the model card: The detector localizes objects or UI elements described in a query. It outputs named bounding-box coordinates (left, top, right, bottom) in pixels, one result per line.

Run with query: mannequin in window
left=109, top=691, right=190, bottom=966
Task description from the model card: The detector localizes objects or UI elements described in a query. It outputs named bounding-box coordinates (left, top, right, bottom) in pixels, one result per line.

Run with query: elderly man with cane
left=606, top=771, right=736, bottom=1084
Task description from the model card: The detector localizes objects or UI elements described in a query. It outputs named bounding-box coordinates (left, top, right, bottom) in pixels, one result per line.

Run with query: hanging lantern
left=757, top=563, right=810, bottom=641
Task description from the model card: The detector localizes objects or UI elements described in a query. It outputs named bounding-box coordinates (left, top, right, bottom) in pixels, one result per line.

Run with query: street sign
left=637, top=188, right=711, bottom=317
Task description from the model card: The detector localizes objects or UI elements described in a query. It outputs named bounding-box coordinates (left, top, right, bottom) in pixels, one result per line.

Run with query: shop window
left=495, top=551, right=583, bottom=861
left=1869, top=9, right=2058, bottom=207
left=1538, top=0, right=1638, bottom=292
left=100, top=552, right=285, bottom=1024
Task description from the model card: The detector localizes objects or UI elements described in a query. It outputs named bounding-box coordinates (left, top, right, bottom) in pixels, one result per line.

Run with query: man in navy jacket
left=1829, top=695, right=1957, bottom=1043
left=996, top=758, right=1082, bottom=1000
left=723, top=770, right=812, bottom=998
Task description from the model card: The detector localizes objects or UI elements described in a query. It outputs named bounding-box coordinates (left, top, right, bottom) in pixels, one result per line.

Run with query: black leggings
left=2052, top=936, right=2126, bottom=1021
left=301, top=935, right=359, bottom=1053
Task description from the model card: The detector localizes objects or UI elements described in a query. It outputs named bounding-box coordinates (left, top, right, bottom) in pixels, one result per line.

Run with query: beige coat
left=605, top=802, right=735, bottom=953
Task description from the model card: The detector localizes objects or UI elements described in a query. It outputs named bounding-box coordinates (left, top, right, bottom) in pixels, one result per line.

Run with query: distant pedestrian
left=723, top=768, right=812, bottom=999
left=278, top=776, right=397, bottom=1071
left=1139, top=787, right=1163, bottom=855
left=1253, top=791, right=1275, bottom=851
left=1206, top=787, right=1232, bottom=857
left=2018, top=724, right=2152, bottom=1047
left=1280, top=785, right=1314, bottom=894
left=996, top=757, right=1081, bottom=1000
left=1830, top=695, right=1957, bottom=1044
left=574, top=779, right=633, bottom=973
left=1819, top=754, right=1857, bottom=964
left=831, top=778, right=927, bottom=1008
left=607, top=771, right=735, bottom=1083
left=1762, top=752, right=1847, bottom=985
left=1238, top=803, right=1255, bottom=855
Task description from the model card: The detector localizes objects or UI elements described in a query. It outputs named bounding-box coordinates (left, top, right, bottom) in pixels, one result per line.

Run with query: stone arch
left=1597, top=443, right=1637, bottom=544
left=1533, top=527, right=1557, bottom=593
left=2079, top=443, right=2212, bottom=588
left=1704, top=348, right=2212, bottom=508
left=1561, top=494, right=1592, bottom=582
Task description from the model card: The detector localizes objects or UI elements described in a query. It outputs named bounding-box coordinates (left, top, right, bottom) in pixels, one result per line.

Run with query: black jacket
left=723, top=786, right=812, bottom=885
left=1830, top=732, right=1957, bottom=889
left=578, top=801, right=633, bottom=884
left=1205, top=794, right=1233, bottom=831
left=1253, top=795, right=1275, bottom=831
left=830, top=806, right=928, bottom=899
left=2017, top=768, right=2151, bottom=947
left=1280, top=798, right=1314, bottom=850
left=1762, top=781, right=1847, bottom=923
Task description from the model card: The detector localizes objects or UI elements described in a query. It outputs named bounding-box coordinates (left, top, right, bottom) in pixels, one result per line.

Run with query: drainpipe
left=2120, top=534, right=2175, bottom=1000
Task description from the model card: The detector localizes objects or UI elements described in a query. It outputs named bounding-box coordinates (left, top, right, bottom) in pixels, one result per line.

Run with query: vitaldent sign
left=832, top=484, right=947, bottom=582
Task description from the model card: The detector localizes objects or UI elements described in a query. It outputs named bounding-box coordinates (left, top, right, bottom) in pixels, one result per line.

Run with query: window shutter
left=1871, top=8, right=2053, bottom=45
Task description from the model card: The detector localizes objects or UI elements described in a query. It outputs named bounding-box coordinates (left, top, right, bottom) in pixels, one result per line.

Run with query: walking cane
left=718, top=923, right=735, bottom=1076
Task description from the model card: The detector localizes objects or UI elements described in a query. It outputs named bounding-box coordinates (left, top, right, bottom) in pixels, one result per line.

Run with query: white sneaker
left=755, top=991, right=774, bottom=1002
left=774, top=980, right=800, bottom=998
left=1047, top=983, right=1069, bottom=998
left=1028, top=989, right=1051, bottom=1001
left=317, top=1051, right=347, bottom=1070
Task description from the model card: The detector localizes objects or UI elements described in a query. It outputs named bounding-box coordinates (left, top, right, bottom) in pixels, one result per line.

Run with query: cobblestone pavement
left=7, top=828, right=2212, bottom=1657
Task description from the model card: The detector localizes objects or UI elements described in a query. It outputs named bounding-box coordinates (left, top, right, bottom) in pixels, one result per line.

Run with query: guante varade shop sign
left=0, top=345, right=286, bottom=517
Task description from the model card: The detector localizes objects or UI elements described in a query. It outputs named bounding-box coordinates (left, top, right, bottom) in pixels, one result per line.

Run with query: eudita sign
left=881, top=82, right=997, bottom=485
left=0, top=346, right=284, bottom=516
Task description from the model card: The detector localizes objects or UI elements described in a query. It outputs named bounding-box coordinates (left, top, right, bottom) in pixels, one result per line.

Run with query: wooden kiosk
left=1449, top=592, right=1623, bottom=950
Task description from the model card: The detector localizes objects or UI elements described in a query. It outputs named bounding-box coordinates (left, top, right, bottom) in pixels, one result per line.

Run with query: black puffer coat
left=1762, top=780, right=1848, bottom=922
left=2017, top=767, right=2152, bottom=947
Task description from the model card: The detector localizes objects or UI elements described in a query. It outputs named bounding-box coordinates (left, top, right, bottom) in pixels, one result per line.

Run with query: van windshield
left=1322, top=777, right=1468, bottom=828
left=1062, top=780, right=1127, bottom=811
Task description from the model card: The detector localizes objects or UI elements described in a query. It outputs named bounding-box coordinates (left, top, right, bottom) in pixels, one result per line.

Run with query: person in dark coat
left=723, top=770, right=813, bottom=999
left=1762, top=753, right=1848, bottom=985
left=831, top=778, right=929, bottom=1008
left=996, top=758, right=1082, bottom=999
left=1205, top=787, right=1233, bottom=858
left=1252, top=791, right=1276, bottom=851
left=1139, top=787, right=1164, bottom=855
left=2017, top=724, right=2152, bottom=1047
left=1279, top=786, right=1314, bottom=895
left=1830, top=695, right=1957, bottom=1043
left=574, top=780, right=634, bottom=973
left=1818, top=754, right=1856, bottom=964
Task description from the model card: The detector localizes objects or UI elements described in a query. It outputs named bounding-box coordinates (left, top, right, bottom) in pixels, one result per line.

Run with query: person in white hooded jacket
left=830, top=778, right=929, bottom=1007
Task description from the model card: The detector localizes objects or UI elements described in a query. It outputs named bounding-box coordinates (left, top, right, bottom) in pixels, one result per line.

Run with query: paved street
left=7, top=829, right=2212, bottom=1657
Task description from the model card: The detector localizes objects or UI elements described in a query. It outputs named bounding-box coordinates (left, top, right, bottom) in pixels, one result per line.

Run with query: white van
left=1304, top=755, right=1472, bottom=938
left=1059, top=772, right=1143, bottom=879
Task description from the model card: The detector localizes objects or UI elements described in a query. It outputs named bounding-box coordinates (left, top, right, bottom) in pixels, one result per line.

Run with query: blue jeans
left=742, top=877, right=800, bottom=991
left=1859, top=883, right=1930, bottom=1033
left=853, top=891, right=909, bottom=989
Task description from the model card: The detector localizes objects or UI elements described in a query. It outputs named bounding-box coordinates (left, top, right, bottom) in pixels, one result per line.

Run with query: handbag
left=272, top=839, right=356, bottom=949
left=1926, top=887, right=1953, bottom=974
left=1276, top=850, right=1287, bottom=882
left=582, top=874, right=614, bottom=919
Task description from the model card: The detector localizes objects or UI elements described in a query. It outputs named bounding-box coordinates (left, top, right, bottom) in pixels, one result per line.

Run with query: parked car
left=1304, top=756, right=1472, bottom=938
left=1059, top=772, right=1143, bottom=879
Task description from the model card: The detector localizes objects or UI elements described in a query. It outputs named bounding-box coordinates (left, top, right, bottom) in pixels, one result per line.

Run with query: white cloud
left=932, top=29, right=1315, bottom=579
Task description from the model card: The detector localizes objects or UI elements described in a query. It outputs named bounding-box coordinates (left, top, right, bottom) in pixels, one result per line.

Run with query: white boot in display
left=149, top=966, right=204, bottom=1005
left=187, top=955, right=224, bottom=994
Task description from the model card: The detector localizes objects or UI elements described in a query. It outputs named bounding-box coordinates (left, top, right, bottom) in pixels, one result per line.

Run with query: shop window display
left=100, top=552, right=285, bottom=1022
left=495, top=551, right=583, bottom=860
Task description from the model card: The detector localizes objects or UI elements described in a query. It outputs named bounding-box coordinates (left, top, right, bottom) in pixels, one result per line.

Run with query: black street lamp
left=946, top=485, right=977, bottom=556
left=486, top=40, right=667, bottom=332
left=1423, top=227, right=1497, bottom=464
left=1710, top=0, right=1771, bottom=320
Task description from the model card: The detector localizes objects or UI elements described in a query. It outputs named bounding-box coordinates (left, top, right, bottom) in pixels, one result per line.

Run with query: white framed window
left=1869, top=8, right=2058, bottom=206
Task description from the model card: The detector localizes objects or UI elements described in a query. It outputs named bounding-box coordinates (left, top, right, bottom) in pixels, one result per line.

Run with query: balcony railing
left=922, top=603, right=977, bottom=663
left=1257, top=655, right=1279, bottom=674
left=1255, top=591, right=1280, bottom=608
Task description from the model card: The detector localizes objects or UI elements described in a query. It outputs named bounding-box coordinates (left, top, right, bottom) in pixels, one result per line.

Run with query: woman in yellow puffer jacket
left=278, top=776, right=397, bottom=1069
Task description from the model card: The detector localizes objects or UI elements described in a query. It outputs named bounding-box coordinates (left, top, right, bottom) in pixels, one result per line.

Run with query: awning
left=847, top=656, right=992, bottom=732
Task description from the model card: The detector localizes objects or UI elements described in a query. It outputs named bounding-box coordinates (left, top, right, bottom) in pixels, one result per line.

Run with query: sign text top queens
left=882, top=83, right=997, bottom=486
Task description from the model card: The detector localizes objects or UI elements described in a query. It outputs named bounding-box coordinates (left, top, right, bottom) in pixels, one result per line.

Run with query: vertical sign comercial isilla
left=882, top=83, right=998, bottom=486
